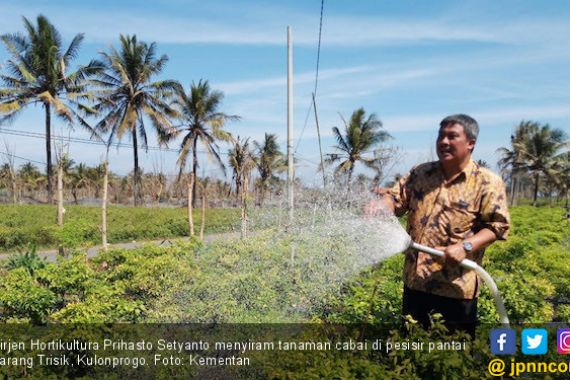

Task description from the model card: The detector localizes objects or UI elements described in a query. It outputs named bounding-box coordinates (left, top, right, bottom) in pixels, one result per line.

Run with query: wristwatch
left=462, top=241, right=473, bottom=253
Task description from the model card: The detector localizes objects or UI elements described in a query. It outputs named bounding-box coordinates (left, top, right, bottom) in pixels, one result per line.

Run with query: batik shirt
left=388, top=160, right=510, bottom=300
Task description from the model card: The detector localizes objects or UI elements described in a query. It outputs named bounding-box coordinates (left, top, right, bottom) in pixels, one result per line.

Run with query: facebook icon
left=490, top=329, right=516, bottom=355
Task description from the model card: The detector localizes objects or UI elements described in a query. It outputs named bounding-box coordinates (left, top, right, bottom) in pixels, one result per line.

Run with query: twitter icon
left=522, top=329, right=548, bottom=355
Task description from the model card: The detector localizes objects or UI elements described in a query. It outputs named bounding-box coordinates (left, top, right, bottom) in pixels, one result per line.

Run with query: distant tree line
left=0, top=15, right=292, bottom=208
left=1, top=15, right=567, bottom=210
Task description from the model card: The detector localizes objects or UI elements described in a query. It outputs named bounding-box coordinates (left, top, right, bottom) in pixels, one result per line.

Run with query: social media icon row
left=490, top=328, right=570, bottom=355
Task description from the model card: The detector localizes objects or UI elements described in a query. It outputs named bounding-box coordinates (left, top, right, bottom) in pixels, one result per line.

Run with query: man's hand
left=363, top=199, right=388, bottom=217
left=372, top=187, right=389, bottom=197
left=364, top=189, right=395, bottom=217
left=435, top=243, right=466, bottom=268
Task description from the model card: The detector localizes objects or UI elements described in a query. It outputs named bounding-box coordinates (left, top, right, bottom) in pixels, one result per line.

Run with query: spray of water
left=238, top=183, right=413, bottom=317
left=152, top=182, right=414, bottom=323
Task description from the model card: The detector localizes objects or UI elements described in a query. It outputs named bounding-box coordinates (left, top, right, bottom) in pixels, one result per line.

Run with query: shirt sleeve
left=480, top=175, right=510, bottom=240
left=387, top=171, right=412, bottom=217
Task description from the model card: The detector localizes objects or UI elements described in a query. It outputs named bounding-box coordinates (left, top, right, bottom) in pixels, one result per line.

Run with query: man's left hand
left=435, top=243, right=466, bottom=267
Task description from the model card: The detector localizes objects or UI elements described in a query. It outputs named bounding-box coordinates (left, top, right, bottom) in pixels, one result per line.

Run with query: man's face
left=436, top=123, right=475, bottom=165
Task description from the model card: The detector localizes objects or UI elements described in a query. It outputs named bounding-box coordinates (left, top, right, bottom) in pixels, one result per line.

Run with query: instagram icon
left=558, top=329, right=570, bottom=354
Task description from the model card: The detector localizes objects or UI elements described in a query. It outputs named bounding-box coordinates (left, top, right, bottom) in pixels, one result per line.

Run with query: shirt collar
left=437, top=159, right=477, bottom=183
left=463, top=159, right=478, bottom=177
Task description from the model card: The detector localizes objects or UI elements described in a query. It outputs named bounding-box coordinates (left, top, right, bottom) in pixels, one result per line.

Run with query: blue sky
left=0, top=0, right=569, bottom=185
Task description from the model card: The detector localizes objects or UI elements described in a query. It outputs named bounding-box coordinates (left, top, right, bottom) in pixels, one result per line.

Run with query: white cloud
left=215, top=65, right=374, bottom=95
left=382, top=105, right=570, bottom=133
left=1, top=3, right=568, bottom=48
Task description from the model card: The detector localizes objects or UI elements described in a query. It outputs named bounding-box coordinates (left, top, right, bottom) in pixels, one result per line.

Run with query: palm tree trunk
left=10, top=168, right=17, bottom=204
left=187, top=173, right=194, bottom=237
left=57, top=163, right=64, bottom=226
left=45, top=104, right=53, bottom=204
left=509, top=173, right=517, bottom=206
left=533, top=172, right=540, bottom=206
left=155, top=180, right=163, bottom=207
left=347, top=164, right=354, bottom=207
left=132, top=128, right=140, bottom=207
left=235, top=179, right=241, bottom=203
left=259, top=178, right=267, bottom=207
left=241, top=175, right=249, bottom=238
left=101, top=161, right=109, bottom=251
left=200, top=190, right=206, bottom=241
left=72, top=188, right=79, bottom=205
left=518, top=176, right=525, bottom=203
left=192, top=137, right=198, bottom=208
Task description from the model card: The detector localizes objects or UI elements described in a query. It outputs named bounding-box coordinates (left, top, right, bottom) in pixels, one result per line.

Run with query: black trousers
left=402, top=286, right=477, bottom=338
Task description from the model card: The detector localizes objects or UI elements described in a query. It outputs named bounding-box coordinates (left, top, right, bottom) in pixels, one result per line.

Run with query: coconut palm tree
left=497, top=121, right=537, bottom=205
left=18, top=162, right=43, bottom=196
left=228, top=136, right=256, bottom=237
left=325, top=108, right=391, bottom=196
left=254, top=133, right=284, bottom=206
left=551, top=151, right=570, bottom=206
left=512, top=122, right=567, bottom=205
left=171, top=80, right=238, bottom=206
left=86, top=163, right=106, bottom=199
left=0, top=163, right=14, bottom=197
left=0, top=15, right=100, bottom=203
left=69, top=162, right=90, bottom=204
left=228, top=136, right=256, bottom=199
left=92, top=34, right=180, bottom=206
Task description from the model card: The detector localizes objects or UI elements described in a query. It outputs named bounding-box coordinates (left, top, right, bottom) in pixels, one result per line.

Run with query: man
left=366, top=114, right=510, bottom=336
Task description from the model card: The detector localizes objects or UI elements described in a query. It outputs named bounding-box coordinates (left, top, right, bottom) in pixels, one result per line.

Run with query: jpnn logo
left=522, top=329, right=548, bottom=355
left=490, top=329, right=516, bottom=355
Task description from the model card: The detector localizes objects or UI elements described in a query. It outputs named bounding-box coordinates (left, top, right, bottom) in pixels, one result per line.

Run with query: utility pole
left=287, top=26, right=294, bottom=224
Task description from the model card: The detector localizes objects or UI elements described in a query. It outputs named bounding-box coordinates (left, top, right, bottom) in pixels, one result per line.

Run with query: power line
left=295, top=103, right=313, bottom=153
left=295, top=154, right=320, bottom=166
left=314, top=0, right=325, bottom=97
left=0, top=127, right=231, bottom=156
left=295, top=0, right=325, bottom=153
left=0, top=150, right=46, bottom=165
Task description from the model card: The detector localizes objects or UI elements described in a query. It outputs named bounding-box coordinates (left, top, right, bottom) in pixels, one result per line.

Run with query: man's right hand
left=372, top=187, right=390, bottom=197
left=363, top=190, right=395, bottom=217
left=364, top=199, right=386, bottom=217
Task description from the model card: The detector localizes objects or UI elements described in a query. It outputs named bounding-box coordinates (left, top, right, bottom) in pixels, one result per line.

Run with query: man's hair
left=439, top=114, right=479, bottom=141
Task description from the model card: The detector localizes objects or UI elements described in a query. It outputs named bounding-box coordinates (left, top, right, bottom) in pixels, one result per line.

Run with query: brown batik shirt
left=388, top=159, right=510, bottom=300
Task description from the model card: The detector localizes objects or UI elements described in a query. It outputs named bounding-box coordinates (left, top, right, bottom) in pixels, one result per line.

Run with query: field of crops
left=0, top=205, right=239, bottom=251
left=0, top=205, right=568, bottom=378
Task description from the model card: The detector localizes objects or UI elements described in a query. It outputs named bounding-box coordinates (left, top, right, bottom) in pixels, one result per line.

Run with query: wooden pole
left=57, top=160, right=64, bottom=255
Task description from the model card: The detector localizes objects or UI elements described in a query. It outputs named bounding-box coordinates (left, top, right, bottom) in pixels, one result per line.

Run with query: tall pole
left=287, top=26, right=294, bottom=224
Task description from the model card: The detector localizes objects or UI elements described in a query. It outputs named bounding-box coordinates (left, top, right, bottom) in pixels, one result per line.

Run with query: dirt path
left=0, top=232, right=241, bottom=263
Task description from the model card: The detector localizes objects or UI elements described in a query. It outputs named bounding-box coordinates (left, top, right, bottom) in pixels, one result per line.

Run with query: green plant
left=56, top=218, right=99, bottom=248
left=0, top=204, right=239, bottom=251
left=5, top=243, right=46, bottom=276
left=0, top=267, right=57, bottom=323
